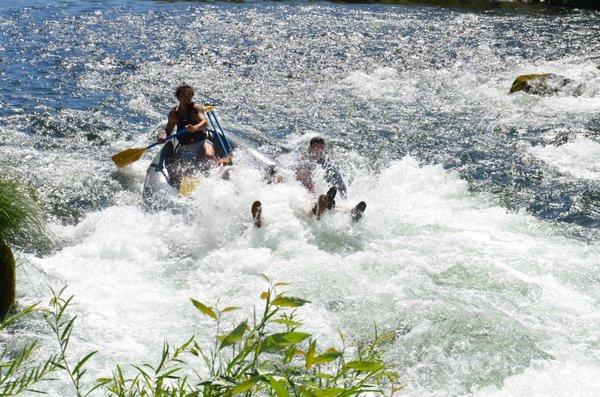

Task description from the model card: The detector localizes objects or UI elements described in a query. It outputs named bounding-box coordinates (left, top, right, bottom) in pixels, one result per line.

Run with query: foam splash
left=19, top=157, right=600, bottom=395
left=529, top=136, right=600, bottom=181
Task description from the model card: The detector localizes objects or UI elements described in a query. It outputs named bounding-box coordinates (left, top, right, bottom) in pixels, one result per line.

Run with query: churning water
left=1, top=0, right=599, bottom=395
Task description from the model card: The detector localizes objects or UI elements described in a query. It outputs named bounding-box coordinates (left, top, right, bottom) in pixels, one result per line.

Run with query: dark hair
left=309, top=136, right=325, bottom=147
left=175, top=84, right=194, bottom=98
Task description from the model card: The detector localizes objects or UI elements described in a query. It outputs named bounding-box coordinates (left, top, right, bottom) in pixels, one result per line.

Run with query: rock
left=509, top=73, right=574, bottom=95
left=0, top=239, right=16, bottom=319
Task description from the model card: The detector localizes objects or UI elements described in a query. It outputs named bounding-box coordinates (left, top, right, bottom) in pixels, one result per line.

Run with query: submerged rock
left=509, top=73, right=575, bottom=96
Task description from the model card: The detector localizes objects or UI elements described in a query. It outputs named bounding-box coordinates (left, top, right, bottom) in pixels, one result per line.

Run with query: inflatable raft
left=142, top=106, right=277, bottom=209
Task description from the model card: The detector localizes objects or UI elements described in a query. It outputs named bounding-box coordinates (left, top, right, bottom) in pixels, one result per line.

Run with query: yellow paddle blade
left=180, top=176, right=200, bottom=197
left=111, top=147, right=147, bottom=167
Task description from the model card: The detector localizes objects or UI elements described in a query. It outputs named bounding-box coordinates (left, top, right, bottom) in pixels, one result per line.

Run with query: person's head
left=175, top=84, right=195, bottom=106
left=308, top=136, right=325, bottom=160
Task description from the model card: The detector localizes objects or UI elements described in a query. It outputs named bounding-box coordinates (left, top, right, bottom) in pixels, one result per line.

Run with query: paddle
left=206, top=108, right=232, bottom=157
left=111, top=128, right=187, bottom=168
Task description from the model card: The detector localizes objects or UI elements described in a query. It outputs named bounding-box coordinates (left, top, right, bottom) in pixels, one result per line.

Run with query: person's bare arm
left=296, top=167, right=315, bottom=192
left=159, top=111, right=177, bottom=142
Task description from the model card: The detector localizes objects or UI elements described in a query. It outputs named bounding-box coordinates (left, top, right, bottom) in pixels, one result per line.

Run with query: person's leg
left=326, top=186, right=337, bottom=210
left=309, top=194, right=328, bottom=220
left=200, top=141, right=216, bottom=164
left=251, top=201, right=262, bottom=228
left=350, top=201, right=367, bottom=222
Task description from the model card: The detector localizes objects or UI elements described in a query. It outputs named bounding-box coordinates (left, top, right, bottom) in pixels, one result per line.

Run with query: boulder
left=509, top=73, right=574, bottom=95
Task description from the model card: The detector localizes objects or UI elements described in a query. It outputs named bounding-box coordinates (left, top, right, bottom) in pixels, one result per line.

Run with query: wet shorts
left=176, top=139, right=213, bottom=160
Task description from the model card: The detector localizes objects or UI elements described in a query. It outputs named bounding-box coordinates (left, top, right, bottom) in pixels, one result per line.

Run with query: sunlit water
left=1, top=1, right=599, bottom=395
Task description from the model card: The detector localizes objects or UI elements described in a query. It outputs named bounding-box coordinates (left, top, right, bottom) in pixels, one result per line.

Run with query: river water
left=1, top=1, right=600, bottom=395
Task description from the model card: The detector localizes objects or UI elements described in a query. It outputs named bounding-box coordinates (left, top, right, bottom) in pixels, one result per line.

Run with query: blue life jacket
left=320, top=158, right=347, bottom=198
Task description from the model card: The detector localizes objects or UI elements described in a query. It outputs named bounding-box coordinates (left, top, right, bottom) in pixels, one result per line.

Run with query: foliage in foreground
left=0, top=288, right=101, bottom=396
left=0, top=174, right=48, bottom=318
left=0, top=304, right=58, bottom=395
left=1, top=276, right=401, bottom=396
left=0, top=175, right=45, bottom=243
left=99, top=275, right=401, bottom=396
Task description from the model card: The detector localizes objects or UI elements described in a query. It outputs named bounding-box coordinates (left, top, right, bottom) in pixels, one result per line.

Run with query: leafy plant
left=0, top=174, right=48, bottom=319
left=102, top=274, right=401, bottom=396
left=0, top=175, right=46, bottom=244
left=44, top=287, right=99, bottom=397
left=97, top=339, right=195, bottom=396
left=1, top=278, right=401, bottom=396
left=0, top=304, right=60, bottom=396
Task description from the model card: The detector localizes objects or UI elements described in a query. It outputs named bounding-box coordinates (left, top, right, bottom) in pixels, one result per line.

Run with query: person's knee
left=201, top=143, right=215, bottom=158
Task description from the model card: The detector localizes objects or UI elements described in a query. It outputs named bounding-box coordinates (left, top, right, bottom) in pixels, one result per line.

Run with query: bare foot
left=251, top=201, right=262, bottom=228
left=351, top=201, right=367, bottom=222
left=313, top=194, right=328, bottom=220
left=326, top=186, right=337, bottom=210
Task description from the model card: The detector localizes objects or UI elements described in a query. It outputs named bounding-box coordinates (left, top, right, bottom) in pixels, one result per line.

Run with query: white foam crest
left=340, top=59, right=600, bottom=127
left=476, top=359, right=600, bottom=397
left=343, top=67, right=420, bottom=104
left=529, top=136, right=600, bottom=181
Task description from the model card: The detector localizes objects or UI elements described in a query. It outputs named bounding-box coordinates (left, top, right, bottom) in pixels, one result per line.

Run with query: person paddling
left=159, top=84, right=215, bottom=162
left=158, top=84, right=219, bottom=188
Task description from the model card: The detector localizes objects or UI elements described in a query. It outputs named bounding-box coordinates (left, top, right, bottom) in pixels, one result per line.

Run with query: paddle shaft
left=147, top=128, right=189, bottom=149
left=206, top=111, right=232, bottom=157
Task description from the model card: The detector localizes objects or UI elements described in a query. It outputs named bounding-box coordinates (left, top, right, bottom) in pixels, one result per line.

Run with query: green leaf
left=259, top=331, right=311, bottom=353
left=190, top=299, right=217, bottom=320
left=305, top=340, right=316, bottom=369
left=268, top=377, right=289, bottom=397
left=221, top=306, right=241, bottom=313
left=342, top=360, right=384, bottom=372
left=260, top=291, right=270, bottom=300
left=313, top=349, right=342, bottom=365
left=273, top=318, right=301, bottom=328
left=232, top=376, right=262, bottom=394
left=314, top=373, right=335, bottom=380
left=260, top=273, right=271, bottom=283
left=313, top=387, right=344, bottom=397
left=219, top=321, right=247, bottom=349
left=284, top=346, right=296, bottom=363
left=271, top=296, right=310, bottom=308
left=73, top=350, right=98, bottom=375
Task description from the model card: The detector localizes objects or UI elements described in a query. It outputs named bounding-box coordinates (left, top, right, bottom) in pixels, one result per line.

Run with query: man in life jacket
left=251, top=136, right=365, bottom=228
left=295, top=136, right=347, bottom=198
left=158, top=84, right=217, bottom=188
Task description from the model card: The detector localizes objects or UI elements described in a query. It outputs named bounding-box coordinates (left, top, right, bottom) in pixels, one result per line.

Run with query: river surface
left=1, top=1, right=600, bottom=395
